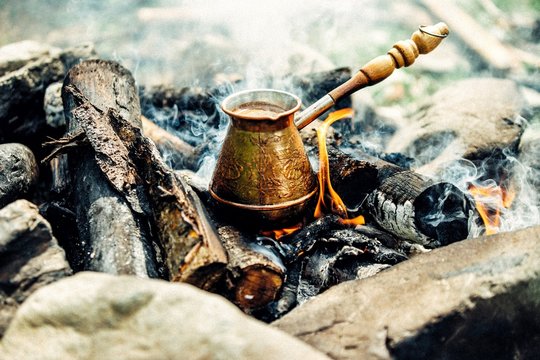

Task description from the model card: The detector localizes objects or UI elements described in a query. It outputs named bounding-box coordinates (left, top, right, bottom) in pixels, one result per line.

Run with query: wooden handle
left=329, top=22, right=449, bottom=100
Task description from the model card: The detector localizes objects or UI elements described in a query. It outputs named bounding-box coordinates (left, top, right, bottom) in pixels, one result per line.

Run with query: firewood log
left=177, top=170, right=286, bottom=310
left=0, top=143, right=39, bottom=208
left=62, top=60, right=160, bottom=277
left=141, top=115, right=200, bottom=170
left=217, top=225, right=285, bottom=311
left=328, top=147, right=478, bottom=247
left=60, top=60, right=227, bottom=286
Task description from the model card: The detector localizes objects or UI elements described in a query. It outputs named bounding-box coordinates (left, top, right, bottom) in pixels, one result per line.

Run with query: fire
left=314, top=108, right=365, bottom=226
left=339, top=214, right=367, bottom=226
left=468, top=182, right=515, bottom=235
left=261, top=223, right=303, bottom=240
left=261, top=108, right=365, bottom=240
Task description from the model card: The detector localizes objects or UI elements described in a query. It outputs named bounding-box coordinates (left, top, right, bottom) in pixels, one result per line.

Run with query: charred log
left=61, top=70, right=227, bottom=286
left=328, top=147, right=478, bottom=247
left=0, top=143, right=39, bottom=208
left=62, top=60, right=159, bottom=277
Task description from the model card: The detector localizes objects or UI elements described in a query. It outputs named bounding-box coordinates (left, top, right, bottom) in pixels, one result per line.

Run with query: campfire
left=1, top=1, right=539, bottom=359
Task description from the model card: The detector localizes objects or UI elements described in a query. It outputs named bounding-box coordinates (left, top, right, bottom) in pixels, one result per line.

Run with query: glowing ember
left=314, top=108, right=365, bottom=226
left=468, top=182, right=515, bottom=235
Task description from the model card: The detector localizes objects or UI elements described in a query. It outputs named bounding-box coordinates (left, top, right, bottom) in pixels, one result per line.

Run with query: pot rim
left=221, top=88, right=302, bottom=121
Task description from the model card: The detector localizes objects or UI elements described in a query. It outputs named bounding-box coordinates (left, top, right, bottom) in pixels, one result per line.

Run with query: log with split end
left=328, top=147, right=479, bottom=247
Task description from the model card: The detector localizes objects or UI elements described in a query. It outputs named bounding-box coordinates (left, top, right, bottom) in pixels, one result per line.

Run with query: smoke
left=1, top=0, right=538, bottom=236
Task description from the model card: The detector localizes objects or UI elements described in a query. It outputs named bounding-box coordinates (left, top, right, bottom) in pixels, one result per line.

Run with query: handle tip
left=413, top=22, right=450, bottom=54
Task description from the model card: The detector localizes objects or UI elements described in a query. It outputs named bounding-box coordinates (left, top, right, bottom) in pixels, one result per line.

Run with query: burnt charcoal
left=415, top=182, right=476, bottom=246
left=288, top=68, right=353, bottom=123
left=294, top=227, right=407, bottom=304
left=252, top=220, right=408, bottom=321
left=139, top=83, right=229, bottom=135
left=281, top=215, right=344, bottom=262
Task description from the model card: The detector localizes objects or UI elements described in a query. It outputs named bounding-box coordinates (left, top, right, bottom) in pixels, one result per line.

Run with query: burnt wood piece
left=0, top=143, right=39, bottom=208
left=217, top=226, right=285, bottom=312
left=62, top=60, right=159, bottom=277
left=253, top=216, right=407, bottom=322
left=0, top=43, right=96, bottom=144
left=178, top=170, right=287, bottom=310
left=139, top=84, right=224, bottom=134
left=141, top=115, right=200, bottom=170
left=328, top=147, right=477, bottom=247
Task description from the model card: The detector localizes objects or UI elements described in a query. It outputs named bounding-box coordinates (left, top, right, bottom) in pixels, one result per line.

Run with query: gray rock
left=0, top=272, right=330, bottom=360
left=43, top=82, right=65, bottom=130
left=0, top=200, right=71, bottom=337
left=386, top=78, right=526, bottom=175
left=273, top=225, right=540, bottom=360
left=0, top=143, right=39, bottom=208
left=0, top=40, right=59, bottom=77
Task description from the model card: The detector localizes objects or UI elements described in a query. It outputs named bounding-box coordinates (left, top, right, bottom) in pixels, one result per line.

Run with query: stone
left=43, top=82, right=65, bottom=130
left=0, top=272, right=330, bottom=360
left=0, top=42, right=97, bottom=143
left=385, top=78, right=526, bottom=175
left=0, top=143, right=39, bottom=208
left=0, top=40, right=59, bottom=77
left=273, top=225, right=540, bottom=360
left=0, top=200, right=71, bottom=337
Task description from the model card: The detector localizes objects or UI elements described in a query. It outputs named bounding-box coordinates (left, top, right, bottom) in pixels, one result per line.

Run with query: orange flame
left=260, top=223, right=303, bottom=240
left=314, top=108, right=365, bottom=226
left=468, top=183, right=515, bottom=235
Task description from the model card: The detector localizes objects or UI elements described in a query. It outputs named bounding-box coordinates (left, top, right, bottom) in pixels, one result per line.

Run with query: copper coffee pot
left=210, top=23, right=449, bottom=228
